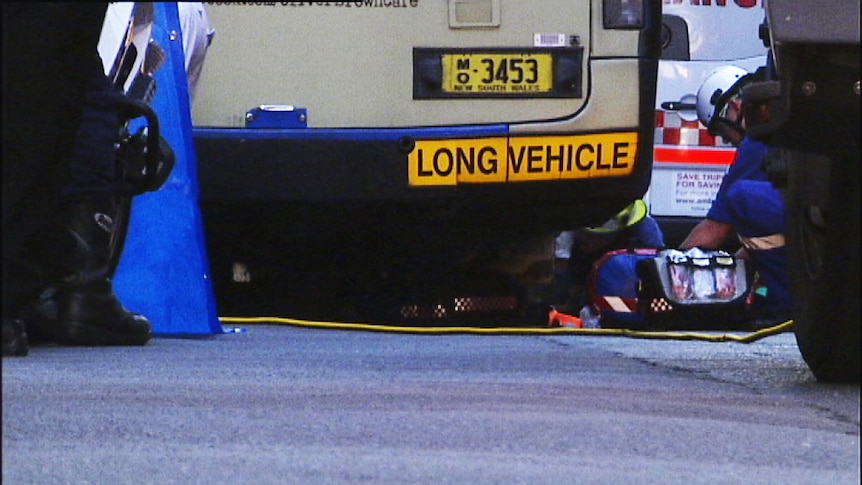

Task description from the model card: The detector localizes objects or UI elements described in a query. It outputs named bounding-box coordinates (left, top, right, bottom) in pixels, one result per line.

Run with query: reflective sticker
left=738, top=233, right=786, bottom=250
left=408, top=132, right=638, bottom=186
left=603, top=296, right=635, bottom=313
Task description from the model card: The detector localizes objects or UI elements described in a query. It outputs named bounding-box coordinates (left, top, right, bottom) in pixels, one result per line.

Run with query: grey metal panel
left=766, top=0, right=860, bottom=44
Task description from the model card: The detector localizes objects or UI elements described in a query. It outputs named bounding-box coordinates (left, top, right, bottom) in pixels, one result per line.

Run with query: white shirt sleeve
left=177, top=2, right=215, bottom=106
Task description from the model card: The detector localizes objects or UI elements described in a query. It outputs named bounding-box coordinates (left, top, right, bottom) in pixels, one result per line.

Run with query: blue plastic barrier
left=113, top=2, right=222, bottom=336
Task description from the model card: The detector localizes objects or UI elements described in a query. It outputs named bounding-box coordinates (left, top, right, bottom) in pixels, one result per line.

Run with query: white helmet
left=695, top=66, right=749, bottom=129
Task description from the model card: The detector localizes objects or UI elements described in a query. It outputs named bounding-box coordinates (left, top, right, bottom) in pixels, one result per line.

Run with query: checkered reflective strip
left=399, top=296, right=519, bottom=319
left=649, top=298, right=674, bottom=313
left=400, top=304, right=448, bottom=319
left=453, top=296, right=518, bottom=312
left=654, top=111, right=737, bottom=166
left=654, top=111, right=733, bottom=148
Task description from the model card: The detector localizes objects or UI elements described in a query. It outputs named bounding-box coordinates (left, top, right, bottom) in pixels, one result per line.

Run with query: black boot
left=49, top=199, right=152, bottom=346
left=2, top=318, right=29, bottom=357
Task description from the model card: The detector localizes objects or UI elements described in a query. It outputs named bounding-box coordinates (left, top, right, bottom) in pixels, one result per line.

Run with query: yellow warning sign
left=408, top=132, right=638, bottom=186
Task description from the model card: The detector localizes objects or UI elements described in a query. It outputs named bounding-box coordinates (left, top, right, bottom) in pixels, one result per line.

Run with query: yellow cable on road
left=219, top=316, right=794, bottom=343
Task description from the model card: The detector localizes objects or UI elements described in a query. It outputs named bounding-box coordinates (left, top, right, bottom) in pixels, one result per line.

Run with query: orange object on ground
left=548, top=307, right=583, bottom=328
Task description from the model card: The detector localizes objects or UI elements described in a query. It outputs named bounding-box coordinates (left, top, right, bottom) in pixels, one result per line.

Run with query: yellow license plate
left=441, top=53, right=554, bottom=95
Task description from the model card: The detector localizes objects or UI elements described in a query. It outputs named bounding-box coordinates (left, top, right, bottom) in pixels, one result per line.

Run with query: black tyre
left=767, top=40, right=861, bottom=383
left=786, top=151, right=860, bottom=383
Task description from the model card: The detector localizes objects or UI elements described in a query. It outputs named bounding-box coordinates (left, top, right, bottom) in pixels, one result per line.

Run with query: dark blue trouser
left=63, top=73, right=123, bottom=201
left=726, top=180, right=792, bottom=316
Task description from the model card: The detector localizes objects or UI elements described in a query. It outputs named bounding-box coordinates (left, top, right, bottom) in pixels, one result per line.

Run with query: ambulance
left=647, top=0, right=767, bottom=245
left=190, top=1, right=664, bottom=321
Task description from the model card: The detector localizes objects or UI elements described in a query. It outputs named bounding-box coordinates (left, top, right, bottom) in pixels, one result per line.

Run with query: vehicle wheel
left=786, top=150, right=860, bottom=383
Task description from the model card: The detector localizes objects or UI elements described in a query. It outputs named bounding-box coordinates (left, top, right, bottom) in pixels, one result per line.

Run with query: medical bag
left=636, top=249, right=751, bottom=330
left=587, top=248, right=660, bottom=329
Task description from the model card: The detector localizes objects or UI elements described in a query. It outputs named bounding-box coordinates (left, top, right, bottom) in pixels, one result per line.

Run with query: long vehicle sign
left=408, top=132, right=638, bottom=186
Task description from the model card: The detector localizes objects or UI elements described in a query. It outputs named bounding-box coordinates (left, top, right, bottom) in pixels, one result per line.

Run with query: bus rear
left=192, top=0, right=662, bottom=322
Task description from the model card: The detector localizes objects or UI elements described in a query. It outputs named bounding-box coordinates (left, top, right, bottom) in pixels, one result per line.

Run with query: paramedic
left=3, top=3, right=151, bottom=356
left=178, top=2, right=215, bottom=108
left=554, top=199, right=665, bottom=311
left=678, top=65, right=792, bottom=322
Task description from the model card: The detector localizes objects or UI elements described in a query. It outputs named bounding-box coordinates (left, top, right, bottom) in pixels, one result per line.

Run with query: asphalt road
left=3, top=323, right=859, bottom=484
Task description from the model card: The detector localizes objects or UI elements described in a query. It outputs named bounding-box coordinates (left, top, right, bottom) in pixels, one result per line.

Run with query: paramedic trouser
left=725, top=179, right=792, bottom=316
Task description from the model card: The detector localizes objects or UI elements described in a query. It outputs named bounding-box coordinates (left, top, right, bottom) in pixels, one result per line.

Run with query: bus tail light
left=604, top=0, right=644, bottom=30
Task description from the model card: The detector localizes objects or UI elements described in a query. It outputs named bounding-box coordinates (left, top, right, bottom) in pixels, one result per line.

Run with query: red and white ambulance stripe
left=655, top=110, right=729, bottom=147
left=654, top=111, right=737, bottom=166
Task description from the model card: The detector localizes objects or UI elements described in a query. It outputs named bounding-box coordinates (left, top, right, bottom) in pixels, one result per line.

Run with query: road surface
left=3, top=323, right=859, bottom=484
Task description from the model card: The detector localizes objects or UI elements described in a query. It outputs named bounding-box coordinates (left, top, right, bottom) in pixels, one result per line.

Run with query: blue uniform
left=708, top=137, right=791, bottom=317
left=557, top=216, right=665, bottom=309
left=63, top=73, right=124, bottom=201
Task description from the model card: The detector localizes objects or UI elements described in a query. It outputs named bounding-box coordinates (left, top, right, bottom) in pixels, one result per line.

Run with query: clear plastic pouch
left=668, top=261, right=693, bottom=300
left=691, top=257, right=715, bottom=299
left=664, top=249, right=740, bottom=303
left=713, top=255, right=736, bottom=299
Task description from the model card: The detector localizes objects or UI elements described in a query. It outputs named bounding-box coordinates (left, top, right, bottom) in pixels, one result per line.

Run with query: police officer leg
left=2, top=3, right=110, bottom=355
left=48, top=86, right=152, bottom=346
left=51, top=197, right=152, bottom=346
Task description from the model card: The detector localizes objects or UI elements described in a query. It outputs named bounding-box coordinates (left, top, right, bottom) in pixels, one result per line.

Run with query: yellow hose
left=219, top=316, right=794, bottom=343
